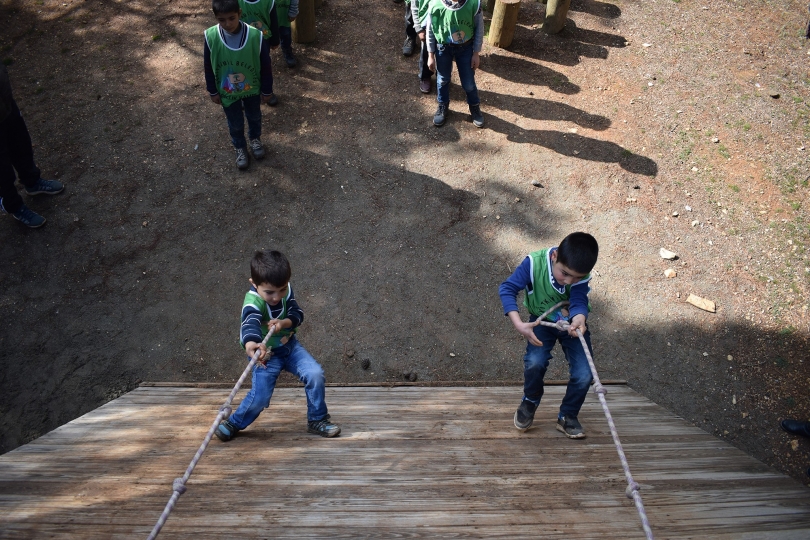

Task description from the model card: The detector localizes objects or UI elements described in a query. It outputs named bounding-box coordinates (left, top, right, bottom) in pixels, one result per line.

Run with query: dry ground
left=1, top=0, right=810, bottom=486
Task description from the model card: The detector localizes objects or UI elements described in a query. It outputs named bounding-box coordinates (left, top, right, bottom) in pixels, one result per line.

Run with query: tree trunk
left=292, top=0, right=316, bottom=43
left=488, top=0, right=521, bottom=49
left=543, top=0, right=571, bottom=34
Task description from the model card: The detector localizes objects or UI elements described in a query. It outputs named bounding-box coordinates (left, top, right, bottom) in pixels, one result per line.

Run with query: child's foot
left=1, top=200, right=46, bottom=228
left=469, top=104, right=484, bottom=128
left=402, top=36, right=415, bottom=56
left=235, top=147, right=249, bottom=170
left=249, top=138, right=265, bottom=160
left=25, top=178, right=65, bottom=196
left=282, top=48, right=297, bottom=68
left=419, top=79, right=431, bottom=94
left=215, top=419, right=239, bottom=442
left=556, top=415, right=585, bottom=439
left=266, top=93, right=279, bottom=106
left=514, top=399, right=537, bottom=431
left=433, top=103, right=448, bottom=127
left=307, top=417, right=341, bottom=437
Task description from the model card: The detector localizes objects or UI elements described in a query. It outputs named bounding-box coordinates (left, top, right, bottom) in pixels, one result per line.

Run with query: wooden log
left=292, top=0, right=316, bottom=43
left=488, top=0, right=521, bottom=49
left=543, top=0, right=571, bottom=34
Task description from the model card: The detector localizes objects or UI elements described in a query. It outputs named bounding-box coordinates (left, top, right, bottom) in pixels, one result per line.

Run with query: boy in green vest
left=426, top=0, right=484, bottom=127
left=216, top=250, right=341, bottom=441
left=498, top=232, right=599, bottom=438
left=275, top=0, right=299, bottom=67
left=239, top=0, right=286, bottom=89
left=204, top=0, right=275, bottom=170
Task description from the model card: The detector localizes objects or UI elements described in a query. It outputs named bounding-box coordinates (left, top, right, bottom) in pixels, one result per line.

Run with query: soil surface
left=1, top=0, right=810, bottom=485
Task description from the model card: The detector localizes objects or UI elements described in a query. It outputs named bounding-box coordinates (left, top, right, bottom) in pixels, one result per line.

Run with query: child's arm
left=471, top=6, right=483, bottom=70
left=259, top=38, right=274, bottom=103
left=499, top=257, right=543, bottom=347
left=412, top=1, right=424, bottom=39
left=288, top=0, right=299, bottom=21
left=203, top=38, right=221, bottom=104
left=566, top=281, right=591, bottom=337
left=426, top=19, right=437, bottom=72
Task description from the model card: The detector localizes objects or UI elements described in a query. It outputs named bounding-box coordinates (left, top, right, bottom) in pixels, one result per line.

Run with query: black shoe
left=308, top=417, right=341, bottom=437
left=266, top=93, right=279, bottom=106
left=433, top=103, right=448, bottom=127
left=402, top=37, right=415, bottom=56
left=215, top=419, right=239, bottom=442
left=469, top=104, right=484, bottom=128
left=556, top=415, right=585, bottom=439
left=781, top=419, right=810, bottom=438
left=514, top=399, right=538, bottom=431
left=282, top=48, right=297, bottom=67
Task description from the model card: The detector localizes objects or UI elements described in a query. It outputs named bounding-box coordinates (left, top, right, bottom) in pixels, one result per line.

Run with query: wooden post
left=292, top=0, right=316, bottom=43
left=543, top=0, right=571, bottom=34
left=488, top=0, right=521, bottom=49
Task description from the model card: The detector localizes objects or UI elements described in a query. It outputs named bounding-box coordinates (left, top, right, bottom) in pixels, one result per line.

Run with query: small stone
left=449, top=353, right=456, bottom=357
left=732, top=395, right=737, bottom=405
left=685, top=205, right=692, bottom=211
left=142, top=221, right=148, bottom=227
left=659, top=248, right=678, bottom=260
left=727, top=355, right=733, bottom=361
left=691, top=167, right=699, bottom=172
left=691, top=220, right=700, bottom=227
left=769, top=90, right=780, bottom=99
left=531, top=180, right=543, bottom=187
left=672, top=211, right=679, bottom=217
left=687, top=294, right=716, bottom=313
left=711, top=137, right=719, bottom=143
left=345, top=349, right=355, bottom=358
left=408, top=372, right=418, bottom=382
left=626, top=197, right=637, bottom=202
left=361, top=359, right=370, bottom=370
left=703, top=352, right=709, bottom=357
left=514, top=197, right=520, bottom=203
left=791, top=439, right=800, bottom=451
left=742, top=412, right=749, bottom=418
left=664, top=268, right=677, bottom=278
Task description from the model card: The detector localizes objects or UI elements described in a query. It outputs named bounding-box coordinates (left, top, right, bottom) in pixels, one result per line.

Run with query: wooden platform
left=1, top=385, right=809, bottom=539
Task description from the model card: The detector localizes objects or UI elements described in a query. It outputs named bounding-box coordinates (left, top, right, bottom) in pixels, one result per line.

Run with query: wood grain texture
left=1, top=386, right=809, bottom=539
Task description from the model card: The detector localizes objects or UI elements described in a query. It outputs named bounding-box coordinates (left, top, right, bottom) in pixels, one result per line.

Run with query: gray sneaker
left=433, top=103, right=448, bottom=127
left=556, top=415, right=585, bottom=439
left=308, top=417, right=341, bottom=437
left=249, top=138, right=265, bottom=160
left=469, top=104, right=484, bottom=128
left=25, top=178, right=64, bottom=196
left=402, top=37, right=415, bottom=56
left=235, top=147, right=249, bottom=170
left=514, top=399, right=538, bottom=431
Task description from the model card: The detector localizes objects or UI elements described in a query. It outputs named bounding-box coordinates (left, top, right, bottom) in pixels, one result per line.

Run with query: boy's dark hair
left=556, top=232, right=599, bottom=274
left=251, top=250, right=292, bottom=287
left=212, top=0, right=239, bottom=15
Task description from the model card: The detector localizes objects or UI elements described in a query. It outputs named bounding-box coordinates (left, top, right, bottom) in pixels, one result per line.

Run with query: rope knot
left=625, top=482, right=640, bottom=499
left=172, top=478, right=187, bottom=495
left=220, top=405, right=232, bottom=418
left=593, top=383, right=607, bottom=395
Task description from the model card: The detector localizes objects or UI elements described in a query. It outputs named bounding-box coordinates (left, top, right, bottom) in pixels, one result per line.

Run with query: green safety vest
left=276, top=0, right=291, bottom=28
left=429, top=0, right=479, bottom=45
left=523, top=248, right=591, bottom=321
left=240, top=0, right=276, bottom=39
left=205, top=24, right=262, bottom=107
left=414, top=0, right=432, bottom=27
left=242, top=285, right=296, bottom=349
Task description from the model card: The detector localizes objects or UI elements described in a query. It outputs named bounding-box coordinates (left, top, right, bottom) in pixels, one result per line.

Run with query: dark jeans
left=0, top=99, right=40, bottom=214
left=404, top=2, right=431, bottom=81
left=222, top=94, right=262, bottom=149
left=279, top=25, right=293, bottom=52
left=435, top=41, right=480, bottom=106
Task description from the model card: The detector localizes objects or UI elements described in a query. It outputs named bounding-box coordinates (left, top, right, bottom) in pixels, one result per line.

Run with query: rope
left=146, top=326, right=276, bottom=539
left=533, top=302, right=654, bottom=540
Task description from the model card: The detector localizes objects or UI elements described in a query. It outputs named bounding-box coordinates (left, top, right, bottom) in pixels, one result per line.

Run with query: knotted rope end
left=172, top=478, right=187, bottom=495
left=625, top=482, right=640, bottom=499
left=593, top=382, right=607, bottom=395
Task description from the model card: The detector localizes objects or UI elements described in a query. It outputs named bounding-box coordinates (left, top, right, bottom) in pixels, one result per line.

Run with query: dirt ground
left=1, top=0, right=810, bottom=485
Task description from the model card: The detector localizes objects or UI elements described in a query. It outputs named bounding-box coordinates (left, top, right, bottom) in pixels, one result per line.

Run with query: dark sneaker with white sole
left=469, top=104, right=484, bottom=128
left=556, top=415, right=585, bottom=439
left=235, top=147, right=249, bottom=170
left=308, top=417, right=341, bottom=437
left=433, top=103, right=448, bottom=126
left=215, top=419, right=240, bottom=442
left=250, top=138, right=265, bottom=160
left=514, top=399, right=538, bottom=431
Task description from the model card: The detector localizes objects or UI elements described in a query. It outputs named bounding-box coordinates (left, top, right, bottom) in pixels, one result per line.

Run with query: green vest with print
left=523, top=248, right=590, bottom=321
left=240, top=0, right=276, bottom=39
left=429, top=0, right=479, bottom=45
left=242, top=286, right=296, bottom=349
left=414, top=0, right=432, bottom=27
left=205, top=24, right=262, bottom=107
left=276, top=0, right=291, bottom=27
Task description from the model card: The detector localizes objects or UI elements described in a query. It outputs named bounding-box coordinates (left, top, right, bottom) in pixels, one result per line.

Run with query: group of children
left=206, top=0, right=486, bottom=170
left=217, top=232, right=599, bottom=443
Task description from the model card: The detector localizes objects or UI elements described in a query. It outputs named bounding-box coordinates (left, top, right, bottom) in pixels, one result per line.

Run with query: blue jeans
left=523, top=315, right=594, bottom=418
left=279, top=25, right=292, bottom=52
left=229, top=337, right=328, bottom=429
left=435, top=41, right=479, bottom=106
left=222, top=94, right=262, bottom=150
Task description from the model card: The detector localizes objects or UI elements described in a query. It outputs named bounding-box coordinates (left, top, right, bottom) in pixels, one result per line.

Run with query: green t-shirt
left=429, top=0, right=479, bottom=45
left=523, top=248, right=591, bottom=321
left=242, top=286, right=296, bottom=349
left=240, top=0, right=276, bottom=39
left=204, top=24, right=262, bottom=107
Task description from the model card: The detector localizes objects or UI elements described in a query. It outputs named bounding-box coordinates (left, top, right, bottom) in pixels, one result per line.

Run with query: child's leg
left=453, top=42, right=480, bottom=106
left=417, top=38, right=431, bottom=82
left=283, top=339, right=328, bottom=422
left=522, top=322, right=557, bottom=404
left=222, top=99, right=248, bottom=149
left=558, top=329, right=594, bottom=419
left=228, top=357, right=283, bottom=429
left=242, top=94, right=262, bottom=141
left=434, top=44, right=455, bottom=106
left=279, top=25, right=293, bottom=53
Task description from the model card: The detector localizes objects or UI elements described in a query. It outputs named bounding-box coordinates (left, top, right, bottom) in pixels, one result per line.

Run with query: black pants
left=0, top=99, right=40, bottom=213
left=404, top=3, right=432, bottom=81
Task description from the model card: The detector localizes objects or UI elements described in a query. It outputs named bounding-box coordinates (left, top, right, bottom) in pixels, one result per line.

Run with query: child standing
left=216, top=250, right=341, bottom=441
left=275, top=0, right=299, bottom=67
left=238, top=0, right=281, bottom=104
left=426, top=0, right=484, bottom=127
left=498, top=232, right=599, bottom=439
left=408, top=0, right=434, bottom=93
left=204, top=0, right=275, bottom=170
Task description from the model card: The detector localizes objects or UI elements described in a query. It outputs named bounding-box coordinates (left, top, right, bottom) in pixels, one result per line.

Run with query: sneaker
left=556, top=415, right=585, bottom=439
left=215, top=419, right=239, bottom=442
left=266, top=93, right=279, bottom=106
left=433, top=103, right=448, bottom=127
left=514, top=399, right=538, bottom=431
left=235, top=147, right=249, bottom=170
left=402, top=37, right=415, bottom=56
left=25, top=178, right=64, bottom=196
left=419, top=79, right=431, bottom=94
left=469, top=104, right=484, bottom=128
left=249, top=138, right=265, bottom=160
left=282, top=48, right=297, bottom=67
left=307, top=417, right=341, bottom=438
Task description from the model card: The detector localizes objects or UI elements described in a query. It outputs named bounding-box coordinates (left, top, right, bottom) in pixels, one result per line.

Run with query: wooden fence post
left=543, top=0, right=571, bottom=34
left=293, top=0, right=316, bottom=43
left=488, top=0, right=521, bottom=49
